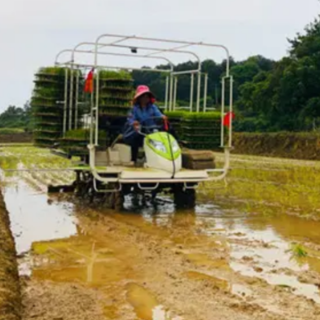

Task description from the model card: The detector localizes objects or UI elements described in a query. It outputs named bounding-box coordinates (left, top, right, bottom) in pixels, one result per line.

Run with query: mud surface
left=1, top=147, right=320, bottom=320
left=0, top=188, right=21, bottom=320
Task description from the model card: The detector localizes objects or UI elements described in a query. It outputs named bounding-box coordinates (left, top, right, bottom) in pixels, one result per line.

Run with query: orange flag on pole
left=84, top=69, right=94, bottom=93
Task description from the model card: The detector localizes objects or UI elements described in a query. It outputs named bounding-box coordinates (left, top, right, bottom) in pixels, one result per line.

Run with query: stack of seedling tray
left=60, top=129, right=107, bottom=157
left=98, top=70, right=133, bottom=117
left=96, top=70, right=134, bottom=146
left=31, top=67, right=66, bottom=147
left=165, top=111, right=185, bottom=140
left=32, top=67, right=84, bottom=148
left=181, top=112, right=222, bottom=150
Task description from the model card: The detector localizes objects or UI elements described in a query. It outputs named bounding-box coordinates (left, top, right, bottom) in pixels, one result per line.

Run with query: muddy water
left=143, top=205, right=320, bottom=303
left=7, top=180, right=320, bottom=310
left=2, top=147, right=320, bottom=319
left=4, top=186, right=320, bottom=315
left=3, top=180, right=77, bottom=254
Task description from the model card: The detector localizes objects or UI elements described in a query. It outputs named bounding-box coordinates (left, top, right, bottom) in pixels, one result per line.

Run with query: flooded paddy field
left=1, top=146, right=320, bottom=320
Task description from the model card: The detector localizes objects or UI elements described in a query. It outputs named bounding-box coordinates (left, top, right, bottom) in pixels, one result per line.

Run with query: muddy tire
left=174, top=187, right=196, bottom=209
left=112, top=191, right=124, bottom=211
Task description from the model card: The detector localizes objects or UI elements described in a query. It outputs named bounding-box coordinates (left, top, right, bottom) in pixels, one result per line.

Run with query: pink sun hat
left=133, top=85, right=156, bottom=103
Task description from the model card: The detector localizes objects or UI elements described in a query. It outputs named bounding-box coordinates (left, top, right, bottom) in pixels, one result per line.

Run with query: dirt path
left=1, top=147, right=320, bottom=320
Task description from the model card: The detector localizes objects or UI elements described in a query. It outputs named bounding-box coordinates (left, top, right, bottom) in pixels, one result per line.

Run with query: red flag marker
left=84, top=69, right=94, bottom=93
left=223, top=112, right=235, bottom=128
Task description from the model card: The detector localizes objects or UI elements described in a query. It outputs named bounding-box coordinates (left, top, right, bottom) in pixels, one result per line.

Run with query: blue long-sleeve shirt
left=127, top=103, right=163, bottom=128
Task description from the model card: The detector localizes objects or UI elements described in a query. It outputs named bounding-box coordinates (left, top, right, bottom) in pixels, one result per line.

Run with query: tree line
left=0, top=103, right=32, bottom=131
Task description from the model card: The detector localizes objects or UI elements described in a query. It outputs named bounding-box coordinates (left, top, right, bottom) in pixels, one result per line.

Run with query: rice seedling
left=210, top=153, right=320, bottom=218
left=289, top=243, right=308, bottom=258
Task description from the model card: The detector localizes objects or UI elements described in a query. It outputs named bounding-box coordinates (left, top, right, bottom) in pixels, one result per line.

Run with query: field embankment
left=233, top=132, right=320, bottom=160
left=0, top=188, right=21, bottom=320
left=0, top=129, right=32, bottom=144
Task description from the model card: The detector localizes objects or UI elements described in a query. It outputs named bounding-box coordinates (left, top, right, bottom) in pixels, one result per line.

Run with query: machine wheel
left=174, top=187, right=196, bottom=209
left=111, top=191, right=124, bottom=211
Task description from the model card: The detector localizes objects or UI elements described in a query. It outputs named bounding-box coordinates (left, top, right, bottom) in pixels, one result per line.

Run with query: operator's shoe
left=135, top=157, right=145, bottom=168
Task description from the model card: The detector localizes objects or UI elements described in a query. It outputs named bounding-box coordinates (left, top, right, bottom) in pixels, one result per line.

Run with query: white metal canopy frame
left=54, top=34, right=234, bottom=186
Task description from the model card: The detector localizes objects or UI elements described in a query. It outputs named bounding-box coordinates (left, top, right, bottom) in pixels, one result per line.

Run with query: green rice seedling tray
left=99, top=110, right=130, bottom=117
left=34, top=121, right=62, bottom=126
left=33, top=112, right=61, bottom=117
left=34, top=129, right=61, bottom=134
left=31, top=101, right=60, bottom=109
left=181, top=141, right=221, bottom=150
left=34, top=137, right=57, bottom=142
left=182, top=111, right=221, bottom=120
left=99, top=93, right=132, bottom=100
left=101, top=86, right=133, bottom=92
left=100, top=98, right=132, bottom=106
left=165, top=111, right=186, bottom=119
left=33, top=87, right=64, bottom=96
left=99, top=70, right=132, bottom=80
left=34, top=133, right=61, bottom=140
left=37, top=67, right=66, bottom=76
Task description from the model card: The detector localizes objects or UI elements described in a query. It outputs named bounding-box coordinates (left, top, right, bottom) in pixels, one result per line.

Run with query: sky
left=0, top=0, right=319, bottom=112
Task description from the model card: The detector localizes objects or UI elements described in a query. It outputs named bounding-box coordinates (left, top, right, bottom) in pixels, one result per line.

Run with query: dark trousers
left=131, top=134, right=144, bottom=162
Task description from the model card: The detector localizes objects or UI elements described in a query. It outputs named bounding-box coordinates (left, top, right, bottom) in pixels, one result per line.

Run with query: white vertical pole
left=165, top=76, right=169, bottom=111
left=229, top=76, right=234, bottom=148
left=204, top=73, right=208, bottom=112
left=75, top=70, right=80, bottom=129
left=196, top=72, right=201, bottom=113
left=95, top=69, right=99, bottom=146
left=221, top=77, right=226, bottom=147
left=89, top=78, right=94, bottom=145
left=69, top=67, right=74, bottom=130
left=63, top=68, right=68, bottom=136
left=169, top=73, right=174, bottom=111
left=173, top=77, right=178, bottom=111
left=190, top=73, right=194, bottom=113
